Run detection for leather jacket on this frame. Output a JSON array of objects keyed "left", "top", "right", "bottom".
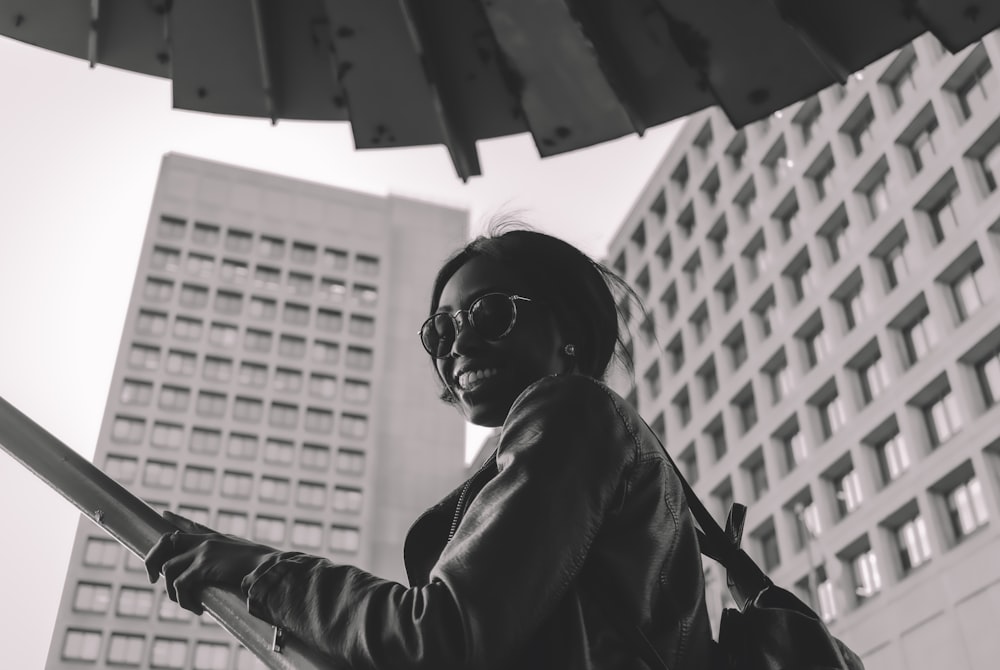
[{"left": 242, "top": 374, "right": 713, "bottom": 669}]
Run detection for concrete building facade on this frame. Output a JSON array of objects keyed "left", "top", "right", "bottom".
[
  {"left": 46, "top": 154, "right": 469, "bottom": 669},
  {"left": 606, "top": 31, "right": 1000, "bottom": 670}
]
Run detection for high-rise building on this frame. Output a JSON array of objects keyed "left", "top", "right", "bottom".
[
  {"left": 46, "top": 153, "right": 469, "bottom": 669},
  {"left": 606, "top": 31, "right": 1000, "bottom": 670}
]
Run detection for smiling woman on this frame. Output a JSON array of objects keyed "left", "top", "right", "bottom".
[{"left": 144, "top": 221, "right": 714, "bottom": 670}]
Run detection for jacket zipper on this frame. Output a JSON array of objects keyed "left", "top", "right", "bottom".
[{"left": 446, "top": 454, "right": 497, "bottom": 543}]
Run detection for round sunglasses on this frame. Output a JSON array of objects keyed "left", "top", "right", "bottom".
[{"left": 419, "top": 293, "right": 533, "bottom": 358}]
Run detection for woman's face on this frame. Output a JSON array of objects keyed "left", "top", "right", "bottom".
[{"left": 433, "top": 256, "right": 570, "bottom": 427}]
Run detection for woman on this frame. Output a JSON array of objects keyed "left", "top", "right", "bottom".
[{"left": 146, "top": 225, "right": 713, "bottom": 669}]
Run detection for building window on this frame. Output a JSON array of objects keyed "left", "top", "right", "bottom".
[
  {"left": 136, "top": 309, "right": 168, "bottom": 336},
  {"left": 698, "top": 359, "right": 719, "bottom": 401},
  {"left": 274, "top": 367, "right": 304, "bottom": 393},
  {"left": 349, "top": 314, "right": 376, "bottom": 338},
  {"left": 927, "top": 184, "right": 961, "bottom": 243},
  {"left": 83, "top": 537, "right": 120, "bottom": 568},
  {"left": 120, "top": 379, "right": 153, "bottom": 406},
  {"left": 780, "top": 427, "right": 808, "bottom": 473},
  {"left": 296, "top": 480, "right": 327, "bottom": 508},
  {"left": 308, "top": 373, "right": 337, "bottom": 400},
  {"left": 839, "top": 282, "right": 867, "bottom": 332},
  {"left": 202, "top": 355, "right": 232, "bottom": 382},
  {"left": 316, "top": 308, "right": 343, "bottom": 333},
  {"left": 323, "top": 247, "right": 349, "bottom": 270},
  {"left": 683, "top": 253, "right": 703, "bottom": 291},
  {"left": 654, "top": 235, "right": 673, "bottom": 269},
  {"left": 900, "top": 306, "right": 937, "bottom": 366},
  {"left": 226, "top": 433, "right": 258, "bottom": 460},
  {"left": 678, "top": 443, "right": 699, "bottom": 484},
  {"left": 832, "top": 468, "right": 864, "bottom": 517},
  {"left": 734, "top": 387, "right": 758, "bottom": 434},
  {"left": 158, "top": 215, "right": 186, "bottom": 239},
  {"left": 734, "top": 179, "right": 758, "bottom": 222},
  {"left": 269, "top": 402, "right": 299, "bottom": 429},
  {"left": 725, "top": 327, "right": 748, "bottom": 370},
  {"left": 292, "top": 521, "right": 323, "bottom": 549},
  {"left": 886, "top": 53, "right": 917, "bottom": 108},
  {"left": 259, "top": 476, "right": 291, "bottom": 504},
  {"left": 157, "top": 384, "right": 190, "bottom": 412},
  {"left": 105, "top": 455, "right": 138, "bottom": 483},
  {"left": 278, "top": 334, "right": 307, "bottom": 359},
  {"left": 330, "top": 525, "right": 361, "bottom": 553},
  {"left": 756, "top": 523, "right": 781, "bottom": 571},
  {"left": 208, "top": 321, "right": 238, "bottom": 349},
  {"left": 195, "top": 390, "right": 226, "bottom": 418},
  {"left": 785, "top": 251, "right": 813, "bottom": 303},
  {"left": 727, "top": 130, "right": 749, "bottom": 168},
  {"left": 340, "top": 413, "right": 369, "bottom": 439},
  {"left": 143, "top": 460, "right": 177, "bottom": 489},
  {"left": 976, "top": 349, "right": 1000, "bottom": 405},
  {"left": 249, "top": 296, "right": 277, "bottom": 321},
  {"left": 216, "top": 510, "right": 248, "bottom": 536},
  {"left": 221, "top": 470, "right": 253, "bottom": 499},
  {"left": 238, "top": 363, "right": 267, "bottom": 389},
  {"left": 320, "top": 277, "right": 347, "bottom": 302},
  {"left": 864, "top": 171, "right": 890, "bottom": 219},
  {"left": 288, "top": 271, "right": 314, "bottom": 296},
  {"left": 903, "top": 113, "right": 939, "bottom": 173},
  {"left": 258, "top": 235, "right": 285, "bottom": 260},
  {"left": 744, "top": 456, "right": 769, "bottom": 501},
  {"left": 352, "top": 283, "right": 379, "bottom": 307},
  {"left": 305, "top": 407, "right": 335, "bottom": 433},
  {"left": 192, "top": 642, "right": 230, "bottom": 670},
  {"left": 743, "top": 235, "right": 768, "bottom": 281},
  {"left": 857, "top": 354, "right": 890, "bottom": 404},
  {"left": 150, "top": 637, "right": 188, "bottom": 669},
  {"left": 331, "top": 485, "right": 363, "bottom": 513},
  {"left": 661, "top": 283, "right": 679, "bottom": 320},
  {"left": 313, "top": 340, "right": 341, "bottom": 366},
  {"left": 111, "top": 415, "right": 145, "bottom": 444},
  {"left": 62, "top": 629, "right": 102, "bottom": 662},
  {"left": 107, "top": 633, "right": 145, "bottom": 666},
  {"left": 164, "top": 349, "right": 196, "bottom": 377},
  {"left": 974, "top": 137, "right": 1000, "bottom": 193},
  {"left": 149, "top": 245, "right": 181, "bottom": 271},
  {"left": 708, "top": 218, "right": 729, "bottom": 258},
  {"left": 243, "top": 328, "right": 272, "bottom": 354},
  {"left": 219, "top": 258, "right": 249, "bottom": 283},
  {"left": 264, "top": 438, "right": 296, "bottom": 466},
  {"left": 73, "top": 581, "right": 112, "bottom": 613},
  {"left": 117, "top": 586, "right": 154, "bottom": 618},
  {"left": 189, "top": 427, "right": 221, "bottom": 455},
  {"left": 144, "top": 277, "right": 174, "bottom": 303},
  {"left": 795, "top": 97, "right": 822, "bottom": 143},
  {"left": 845, "top": 102, "right": 875, "bottom": 155},
  {"left": 690, "top": 303, "right": 711, "bottom": 345},
  {"left": 191, "top": 222, "right": 220, "bottom": 246},
  {"left": 706, "top": 418, "right": 727, "bottom": 461},
  {"left": 754, "top": 296, "right": 777, "bottom": 339},
  {"left": 849, "top": 549, "right": 882, "bottom": 603},
  {"left": 922, "top": 389, "right": 963, "bottom": 447},
  {"left": 302, "top": 443, "right": 331, "bottom": 470},
  {"left": 799, "top": 316, "right": 829, "bottom": 369},
  {"left": 345, "top": 345, "right": 373, "bottom": 370},
  {"left": 955, "top": 56, "right": 995, "bottom": 120},
  {"left": 766, "top": 355, "right": 792, "bottom": 404},
  {"left": 950, "top": 258, "right": 988, "bottom": 321},
  {"left": 336, "top": 447, "right": 366, "bottom": 475},
  {"left": 356, "top": 253, "right": 380, "bottom": 276},
  {"left": 177, "top": 283, "right": 208, "bottom": 309},
  {"left": 631, "top": 220, "right": 647, "bottom": 248},
  {"left": 673, "top": 387, "right": 692, "bottom": 427},
  {"left": 181, "top": 466, "right": 215, "bottom": 494},
  {"left": 822, "top": 214, "right": 850, "bottom": 263},
  {"left": 809, "top": 150, "right": 836, "bottom": 201},
  {"left": 880, "top": 232, "right": 910, "bottom": 290},
  {"left": 893, "top": 512, "right": 932, "bottom": 575},
  {"left": 763, "top": 137, "right": 792, "bottom": 184},
  {"left": 290, "top": 242, "right": 318, "bottom": 265},
  {"left": 944, "top": 475, "right": 989, "bottom": 539},
  {"left": 875, "top": 431, "right": 910, "bottom": 484},
  {"left": 816, "top": 393, "right": 846, "bottom": 440}
]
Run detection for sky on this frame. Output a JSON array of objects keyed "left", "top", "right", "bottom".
[{"left": 0, "top": 36, "right": 683, "bottom": 668}]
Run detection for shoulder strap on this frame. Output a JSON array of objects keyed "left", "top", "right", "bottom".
[{"left": 638, "top": 416, "right": 773, "bottom": 610}]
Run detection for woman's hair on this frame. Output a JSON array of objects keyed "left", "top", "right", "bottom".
[{"left": 428, "top": 217, "right": 646, "bottom": 400}]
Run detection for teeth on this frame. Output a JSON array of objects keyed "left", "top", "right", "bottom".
[{"left": 457, "top": 367, "right": 498, "bottom": 390}]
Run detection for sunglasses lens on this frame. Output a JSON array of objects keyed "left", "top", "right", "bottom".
[
  {"left": 470, "top": 294, "right": 516, "bottom": 340},
  {"left": 421, "top": 313, "right": 456, "bottom": 358}
]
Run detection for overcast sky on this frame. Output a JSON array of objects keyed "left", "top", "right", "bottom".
[{"left": 0, "top": 36, "right": 684, "bottom": 667}]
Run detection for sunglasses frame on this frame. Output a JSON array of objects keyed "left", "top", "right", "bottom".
[{"left": 419, "top": 293, "right": 533, "bottom": 358}]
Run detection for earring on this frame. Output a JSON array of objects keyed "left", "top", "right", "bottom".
[{"left": 563, "top": 344, "right": 576, "bottom": 357}]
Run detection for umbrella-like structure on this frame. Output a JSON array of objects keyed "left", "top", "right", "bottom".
[{"left": 3, "top": 1, "right": 1000, "bottom": 179}]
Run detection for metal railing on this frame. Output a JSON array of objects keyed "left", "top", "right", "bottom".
[{"left": 0, "top": 394, "right": 336, "bottom": 670}]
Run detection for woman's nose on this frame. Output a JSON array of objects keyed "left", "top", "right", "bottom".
[{"left": 449, "top": 312, "right": 484, "bottom": 357}]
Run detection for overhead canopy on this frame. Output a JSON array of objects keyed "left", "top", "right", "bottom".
[{"left": 3, "top": 0, "right": 999, "bottom": 179}]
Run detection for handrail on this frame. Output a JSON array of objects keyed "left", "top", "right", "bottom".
[{"left": 0, "top": 394, "right": 338, "bottom": 670}]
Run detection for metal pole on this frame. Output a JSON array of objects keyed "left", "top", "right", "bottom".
[{"left": 0, "top": 394, "right": 337, "bottom": 670}]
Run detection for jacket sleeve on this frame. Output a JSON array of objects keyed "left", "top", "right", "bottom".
[{"left": 241, "top": 374, "right": 638, "bottom": 670}]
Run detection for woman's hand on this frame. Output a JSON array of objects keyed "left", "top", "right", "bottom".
[{"left": 145, "top": 510, "right": 278, "bottom": 615}]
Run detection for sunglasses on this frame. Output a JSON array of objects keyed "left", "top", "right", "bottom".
[{"left": 419, "top": 293, "right": 533, "bottom": 358}]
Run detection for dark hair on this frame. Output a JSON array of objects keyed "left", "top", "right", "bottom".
[{"left": 428, "top": 218, "right": 645, "bottom": 400}]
